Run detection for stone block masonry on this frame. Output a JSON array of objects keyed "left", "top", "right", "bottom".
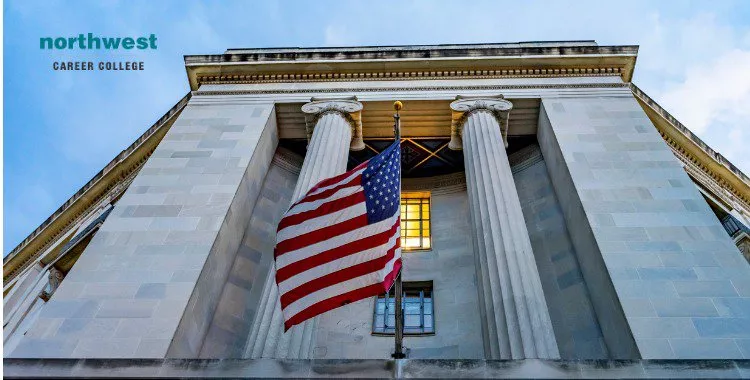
[
  {"left": 198, "top": 154, "right": 300, "bottom": 358},
  {"left": 9, "top": 97, "right": 278, "bottom": 359},
  {"left": 538, "top": 95, "right": 750, "bottom": 359},
  {"left": 512, "top": 145, "right": 608, "bottom": 359}
]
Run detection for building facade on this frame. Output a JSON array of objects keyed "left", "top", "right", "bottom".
[{"left": 4, "top": 42, "right": 750, "bottom": 377}]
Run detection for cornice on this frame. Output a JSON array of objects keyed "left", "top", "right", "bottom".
[
  {"left": 3, "top": 93, "right": 192, "bottom": 284},
  {"left": 185, "top": 43, "right": 638, "bottom": 90},
  {"left": 631, "top": 84, "right": 750, "bottom": 216}
]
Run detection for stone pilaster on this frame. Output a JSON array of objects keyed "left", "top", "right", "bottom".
[
  {"left": 248, "top": 98, "right": 360, "bottom": 359},
  {"left": 451, "top": 96, "right": 559, "bottom": 359}
]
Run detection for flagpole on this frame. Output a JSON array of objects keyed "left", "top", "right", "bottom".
[{"left": 392, "top": 101, "right": 406, "bottom": 359}]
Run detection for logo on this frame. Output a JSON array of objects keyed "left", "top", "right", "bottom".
[
  {"left": 40, "top": 33, "right": 157, "bottom": 50},
  {"left": 41, "top": 33, "right": 157, "bottom": 71}
]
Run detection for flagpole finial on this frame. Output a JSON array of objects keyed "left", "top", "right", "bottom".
[{"left": 393, "top": 101, "right": 403, "bottom": 112}]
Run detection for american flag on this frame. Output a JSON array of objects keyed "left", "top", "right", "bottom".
[{"left": 274, "top": 141, "right": 402, "bottom": 331}]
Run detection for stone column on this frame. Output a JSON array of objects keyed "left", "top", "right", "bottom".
[
  {"left": 249, "top": 98, "right": 361, "bottom": 359},
  {"left": 450, "top": 96, "right": 559, "bottom": 359}
]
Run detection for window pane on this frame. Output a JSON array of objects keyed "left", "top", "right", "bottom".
[
  {"left": 424, "top": 315, "right": 433, "bottom": 329},
  {"left": 422, "top": 239, "right": 431, "bottom": 249},
  {"left": 386, "top": 315, "right": 395, "bottom": 327},
  {"left": 375, "top": 300, "right": 385, "bottom": 314},
  {"left": 404, "top": 315, "right": 421, "bottom": 328},
  {"left": 406, "top": 221, "right": 421, "bottom": 230},
  {"left": 404, "top": 238, "right": 421, "bottom": 248},
  {"left": 404, "top": 302, "right": 420, "bottom": 314},
  {"left": 374, "top": 315, "right": 385, "bottom": 329}
]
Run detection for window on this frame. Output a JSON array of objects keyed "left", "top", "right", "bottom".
[
  {"left": 372, "top": 282, "right": 434, "bottom": 335},
  {"left": 400, "top": 193, "right": 431, "bottom": 250}
]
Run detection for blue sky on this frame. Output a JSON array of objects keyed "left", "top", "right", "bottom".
[{"left": 4, "top": 0, "right": 750, "bottom": 254}]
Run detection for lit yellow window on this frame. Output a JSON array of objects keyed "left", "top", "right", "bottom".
[{"left": 400, "top": 193, "right": 431, "bottom": 250}]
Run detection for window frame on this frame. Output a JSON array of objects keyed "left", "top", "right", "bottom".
[
  {"left": 371, "top": 281, "right": 435, "bottom": 336},
  {"left": 400, "top": 192, "right": 432, "bottom": 251}
]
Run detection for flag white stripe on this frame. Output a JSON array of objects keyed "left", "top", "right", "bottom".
[
  {"left": 381, "top": 247, "right": 401, "bottom": 282},
  {"left": 282, "top": 270, "right": 385, "bottom": 321},
  {"left": 304, "top": 168, "right": 364, "bottom": 198},
  {"left": 284, "top": 185, "right": 364, "bottom": 219},
  {"left": 276, "top": 214, "right": 397, "bottom": 270},
  {"left": 278, "top": 230, "right": 400, "bottom": 295},
  {"left": 276, "top": 203, "right": 367, "bottom": 244}
]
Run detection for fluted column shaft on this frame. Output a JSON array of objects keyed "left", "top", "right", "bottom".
[
  {"left": 246, "top": 107, "right": 353, "bottom": 359},
  {"left": 461, "top": 108, "right": 559, "bottom": 359}
]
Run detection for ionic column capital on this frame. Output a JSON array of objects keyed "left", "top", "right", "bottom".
[
  {"left": 302, "top": 97, "right": 365, "bottom": 151},
  {"left": 448, "top": 95, "right": 513, "bottom": 150}
]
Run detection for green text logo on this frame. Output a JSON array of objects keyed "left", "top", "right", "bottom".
[{"left": 40, "top": 33, "right": 157, "bottom": 50}]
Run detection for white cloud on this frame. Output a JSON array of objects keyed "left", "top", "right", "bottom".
[
  {"left": 660, "top": 49, "right": 750, "bottom": 134},
  {"left": 630, "top": 10, "right": 750, "bottom": 174}
]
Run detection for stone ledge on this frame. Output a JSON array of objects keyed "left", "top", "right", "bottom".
[{"left": 4, "top": 358, "right": 749, "bottom": 378}]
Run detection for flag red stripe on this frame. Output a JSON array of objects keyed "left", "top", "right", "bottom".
[
  {"left": 279, "top": 242, "right": 398, "bottom": 308},
  {"left": 277, "top": 191, "right": 365, "bottom": 232},
  {"left": 283, "top": 282, "right": 385, "bottom": 331},
  {"left": 275, "top": 213, "right": 369, "bottom": 259},
  {"left": 294, "top": 174, "right": 361, "bottom": 206},
  {"left": 302, "top": 165, "right": 365, "bottom": 197},
  {"left": 383, "top": 258, "right": 402, "bottom": 292},
  {"left": 276, "top": 219, "right": 399, "bottom": 282}
]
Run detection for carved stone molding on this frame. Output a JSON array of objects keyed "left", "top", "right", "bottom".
[
  {"left": 39, "top": 267, "right": 64, "bottom": 302},
  {"left": 631, "top": 83, "right": 750, "bottom": 219},
  {"left": 272, "top": 147, "right": 304, "bottom": 175},
  {"left": 509, "top": 144, "right": 544, "bottom": 174},
  {"left": 402, "top": 172, "right": 467, "bottom": 195},
  {"left": 736, "top": 233, "right": 750, "bottom": 263},
  {"left": 194, "top": 82, "right": 631, "bottom": 96},
  {"left": 196, "top": 67, "right": 624, "bottom": 86},
  {"left": 667, "top": 139, "right": 750, "bottom": 216},
  {"left": 301, "top": 97, "right": 365, "bottom": 151},
  {"left": 448, "top": 95, "right": 513, "bottom": 150}
]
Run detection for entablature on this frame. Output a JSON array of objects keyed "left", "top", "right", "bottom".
[{"left": 185, "top": 43, "right": 638, "bottom": 90}]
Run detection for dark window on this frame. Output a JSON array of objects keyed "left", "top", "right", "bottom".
[{"left": 372, "top": 281, "right": 434, "bottom": 335}]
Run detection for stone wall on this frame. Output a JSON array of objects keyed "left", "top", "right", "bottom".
[
  {"left": 9, "top": 98, "right": 278, "bottom": 359},
  {"left": 511, "top": 145, "right": 608, "bottom": 359},
  {"left": 6, "top": 358, "right": 750, "bottom": 379},
  {"left": 538, "top": 96, "right": 750, "bottom": 359},
  {"left": 199, "top": 153, "right": 300, "bottom": 358},
  {"left": 311, "top": 185, "right": 485, "bottom": 359}
]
